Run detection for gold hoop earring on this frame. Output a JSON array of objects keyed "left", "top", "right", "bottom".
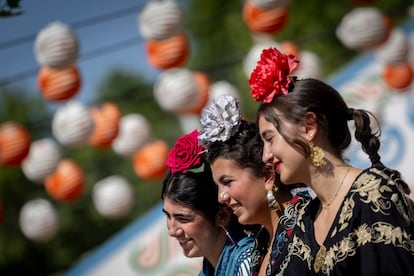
[{"left": 310, "top": 142, "right": 325, "bottom": 167}]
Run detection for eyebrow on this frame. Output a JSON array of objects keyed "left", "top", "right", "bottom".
[
  {"left": 162, "top": 208, "right": 194, "bottom": 219},
  {"left": 260, "top": 129, "right": 273, "bottom": 138}
]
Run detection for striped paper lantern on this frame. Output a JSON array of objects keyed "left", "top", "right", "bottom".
[
  {"left": 45, "top": 159, "right": 85, "bottom": 202},
  {"left": 112, "top": 113, "right": 151, "bottom": 157},
  {"left": 22, "top": 138, "right": 61, "bottom": 183},
  {"left": 133, "top": 139, "right": 169, "bottom": 181},
  {"left": 0, "top": 122, "right": 31, "bottom": 167},
  {"left": 88, "top": 102, "right": 121, "bottom": 148},
  {"left": 34, "top": 21, "right": 79, "bottom": 69},
  {"left": 93, "top": 175, "right": 134, "bottom": 219},
  {"left": 52, "top": 101, "right": 94, "bottom": 146},
  {"left": 37, "top": 65, "right": 81, "bottom": 102},
  {"left": 19, "top": 198, "right": 58, "bottom": 242}
]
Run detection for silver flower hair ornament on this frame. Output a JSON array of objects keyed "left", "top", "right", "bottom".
[{"left": 198, "top": 95, "right": 242, "bottom": 147}]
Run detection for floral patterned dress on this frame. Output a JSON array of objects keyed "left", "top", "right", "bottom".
[
  {"left": 250, "top": 192, "right": 310, "bottom": 275},
  {"left": 273, "top": 166, "right": 414, "bottom": 275}
]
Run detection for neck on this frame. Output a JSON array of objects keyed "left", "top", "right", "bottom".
[{"left": 205, "top": 230, "right": 228, "bottom": 268}]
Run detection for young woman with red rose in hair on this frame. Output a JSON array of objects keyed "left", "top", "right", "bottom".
[
  {"left": 198, "top": 95, "right": 310, "bottom": 276},
  {"left": 249, "top": 47, "right": 414, "bottom": 275},
  {"left": 162, "top": 129, "right": 257, "bottom": 276}
]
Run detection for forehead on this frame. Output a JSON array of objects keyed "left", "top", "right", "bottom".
[{"left": 163, "top": 197, "right": 194, "bottom": 214}]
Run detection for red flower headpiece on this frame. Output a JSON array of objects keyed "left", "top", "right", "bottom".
[
  {"left": 248, "top": 47, "right": 299, "bottom": 103},
  {"left": 166, "top": 129, "right": 206, "bottom": 174}
]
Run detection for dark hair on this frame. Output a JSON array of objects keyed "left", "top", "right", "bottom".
[
  {"left": 161, "top": 162, "right": 219, "bottom": 221},
  {"left": 257, "top": 77, "right": 410, "bottom": 193},
  {"left": 206, "top": 120, "right": 271, "bottom": 180}
]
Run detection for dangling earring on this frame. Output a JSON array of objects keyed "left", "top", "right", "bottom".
[
  {"left": 221, "top": 226, "right": 235, "bottom": 244},
  {"left": 310, "top": 142, "right": 325, "bottom": 167},
  {"left": 267, "top": 186, "right": 281, "bottom": 211}
]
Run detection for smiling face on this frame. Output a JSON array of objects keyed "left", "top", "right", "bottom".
[
  {"left": 162, "top": 197, "right": 223, "bottom": 261},
  {"left": 258, "top": 115, "right": 308, "bottom": 185},
  {"left": 210, "top": 158, "right": 269, "bottom": 226}
]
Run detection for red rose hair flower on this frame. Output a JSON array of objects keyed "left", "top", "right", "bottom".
[
  {"left": 248, "top": 47, "right": 299, "bottom": 103},
  {"left": 166, "top": 129, "right": 206, "bottom": 174}
]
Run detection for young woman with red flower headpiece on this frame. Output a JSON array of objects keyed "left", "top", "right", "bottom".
[
  {"left": 198, "top": 95, "right": 310, "bottom": 276},
  {"left": 162, "top": 129, "right": 257, "bottom": 276},
  {"left": 250, "top": 47, "right": 414, "bottom": 275}
]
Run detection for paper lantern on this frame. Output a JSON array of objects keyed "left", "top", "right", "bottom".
[
  {"left": 243, "top": 41, "right": 281, "bottom": 77},
  {"left": 93, "top": 175, "right": 134, "bottom": 219},
  {"left": 19, "top": 198, "right": 58, "bottom": 242},
  {"left": 133, "top": 139, "right": 169, "bottom": 181},
  {"left": 183, "top": 71, "right": 210, "bottom": 115},
  {"left": 45, "top": 159, "right": 85, "bottom": 202},
  {"left": 154, "top": 68, "right": 207, "bottom": 114},
  {"left": 375, "top": 29, "right": 409, "bottom": 65},
  {"left": 292, "top": 50, "right": 322, "bottom": 80},
  {"left": 34, "top": 21, "right": 79, "bottom": 69},
  {"left": 208, "top": 80, "right": 240, "bottom": 106},
  {"left": 138, "top": 0, "right": 184, "bottom": 40},
  {"left": 0, "top": 122, "right": 31, "bottom": 166},
  {"left": 89, "top": 102, "right": 121, "bottom": 148},
  {"left": 383, "top": 63, "right": 413, "bottom": 90},
  {"left": 37, "top": 65, "right": 81, "bottom": 102},
  {"left": 52, "top": 101, "right": 94, "bottom": 146},
  {"left": 336, "top": 7, "right": 391, "bottom": 50},
  {"left": 112, "top": 113, "right": 151, "bottom": 157},
  {"left": 22, "top": 138, "right": 61, "bottom": 183},
  {"left": 146, "top": 33, "right": 190, "bottom": 70},
  {"left": 243, "top": 1, "right": 289, "bottom": 34}
]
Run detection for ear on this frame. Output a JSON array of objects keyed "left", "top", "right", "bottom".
[
  {"left": 302, "top": 111, "right": 318, "bottom": 141},
  {"left": 216, "top": 206, "right": 232, "bottom": 228}
]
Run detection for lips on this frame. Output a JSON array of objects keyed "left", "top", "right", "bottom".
[
  {"left": 230, "top": 203, "right": 241, "bottom": 215},
  {"left": 274, "top": 162, "right": 281, "bottom": 173}
]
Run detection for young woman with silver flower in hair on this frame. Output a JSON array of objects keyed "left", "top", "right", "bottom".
[
  {"left": 198, "top": 95, "right": 310, "bottom": 275},
  {"left": 162, "top": 129, "right": 257, "bottom": 276},
  {"left": 249, "top": 47, "right": 414, "bottom": 275}
]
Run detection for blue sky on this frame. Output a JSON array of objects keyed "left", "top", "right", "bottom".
[{"left": 0, "top": 0, "right": 163, "bottom": 105}]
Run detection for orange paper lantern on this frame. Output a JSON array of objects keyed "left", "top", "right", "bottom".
[
  {"left": 243, "top": 2, "right": 289, "bottom": 34},
  {"left": 45, "top": 159, "right": 85, "bottom": 202},
  {"left": 133, "top": 139, "right": 169, "bottom": 181},
  {"left": 0, "top": 122, "right": 31, "bottom": 166},
  {"left": 89, "top": 102, "right": 121, "bottom": 148},
  {"left": 37, "top": 65, "right": 81, "bottom": 102},
  {"left": 146, "top": 33, "right": 190, "bottom": 70},
  {"left": 184, "top": 71, "right": 210, "bottom": 115},
  {"left": 383, "top": 63, "right": 413, "bottom": 90}
]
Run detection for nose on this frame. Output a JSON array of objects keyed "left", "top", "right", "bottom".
[
  {"left": 262, "top": 149, "right": 274, "bottom": 164},
  {"left": 218, "top": 187, "right": 230, "bottom": 204},
  {"left": 167, "top": 219, "right": 183, "bottom": 237}
]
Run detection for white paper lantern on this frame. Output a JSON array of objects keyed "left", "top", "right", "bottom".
[
  {"left": 52, "top": 101, "right": 94, "bottom": 146},
  {"left": 243, "top": 41, "right": 281, "bottom": 78},
  {"left": 34, "top": 21, "right": 79, "bottom": 69},
  {"left": 375, "top": 28, "right": 409, "bottom": 65},
  {"left": 208, "top": 81, "right": 240, "bottom": 106},
  {"left": 293, "top": 51, "right": 323, "bottom": 80},
  {"left": 19, "top": 198, "right": 58, "bottom": 242},
  {"left": 93, "top": 175, "right": 134, "bottom": 219},
  {"left": 138, "top": 0, "right": 184, "bottom": 40},
  {"left": 22, "top": 138, "right": 61, "bottom": 183},
  {"left": 112, "top": 114, "right": 151, "bottom": 157},
  {"left": 336, "top": 7, "right": 389, "bottom": 50},
  {"left": 153, "top": 68, "right": 201, "bottom": 113}
]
